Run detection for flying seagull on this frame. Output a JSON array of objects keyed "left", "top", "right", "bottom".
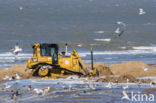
[
  {"left": 113, "top": 21, "right": 126, "bottom": 37},
  {"left": 139, "top": 8, "right": 146, "bottom": 15},
  {"left": 12, "top": 43, "right": 22, "bottom": 55}
]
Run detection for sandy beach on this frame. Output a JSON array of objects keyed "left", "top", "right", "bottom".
[{"left": 0, "top": 61, "right": 156, "bottom": 83}]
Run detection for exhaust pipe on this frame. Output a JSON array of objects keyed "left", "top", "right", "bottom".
[
  {"left": 91, "top": 48, "right": 94, "bottom": 70},
  {"left": 65, "top": 43, "right": 68, "bottom": 55}
]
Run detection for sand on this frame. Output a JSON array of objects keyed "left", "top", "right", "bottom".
[
  {"left": 87, "top": 61, "right": 156, "bottom": 78},
  {"left": 0, "top": 64, "right": 32, "bottom": 82},
  {"left": 87, "top": 61, "right": 156, "bottom": 83},
  {"left": 109, "top": 61, "right": 156, "bottom": 77},
  {"left": 0, "top": 61, "right": 156, "bottom": 83}
]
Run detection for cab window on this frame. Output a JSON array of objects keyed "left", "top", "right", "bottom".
[{"left": 41, "top": 47, "right": 47, "bottom": 56}]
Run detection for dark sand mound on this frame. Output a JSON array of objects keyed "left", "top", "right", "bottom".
[
  {"left": 86, "top": 63, "right": 113, "bottom": 76},
  {"left": 96, "top": 74, "right": 151, "bottom": 83},
  {"left": 118, "top": 74, "right": 138, "bottom": 83},
  {"left": 96, "top": 74, "right": 138, "bottom": 83},
  {"left": 0, "top": 64, "right": 32, "bottom": 82},
  {"left": 109, "top": 61, "right": 156, "bottom": 77}
]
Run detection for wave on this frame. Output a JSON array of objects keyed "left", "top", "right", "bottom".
[
  {"left": 79, "top": 49, "right": 156, "bottom": 57},
  {"left": 132, "top": 46, "right": 156, "bottom": 51},
  {"left": 94, "top": 38, "right": 111, "bottom": 42},
  {"left": 94, "top": 30, "right": 104, "bottom": 34},
  {"left": 0, "top": 52, "right": 32, "bottom": 69}
]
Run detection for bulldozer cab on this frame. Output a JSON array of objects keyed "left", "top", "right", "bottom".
[
  {"left": 40, "top": 44, "right": 58, "bottom": 64},
  {"left": 33, "top": 43, "right": 58, "bottom": 64}
]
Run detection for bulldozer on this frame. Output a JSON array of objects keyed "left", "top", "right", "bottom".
[{"left": 26, "top": 43, "right": 97, "bottom": 78}]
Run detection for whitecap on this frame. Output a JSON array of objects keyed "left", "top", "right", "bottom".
[
  {"left": 94, "top": 38, "right": 111, "bottom": 42},
  {"left": 132, "top": 46, "right": 156, "bottom": 51},
  {"left": 94, "top": 31, "right": 104, "bottom": 34}
]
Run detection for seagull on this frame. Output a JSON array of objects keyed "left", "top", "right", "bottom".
[
  {"left": 5, "top": 83, "right": 12, "bottom": 89},
  {"left": 89, "top": 84, "right": 96, "bottom": 90},
  {"left": 114, "top": 27, "right": 124, "bottom": 37},
  {"left": 33, "top": 88, "right": 44, "bottom": 95},
  {"left": 26, "top": 85, "right": 32, "bottom": 90},
  {"left": 34, "top": 87, "right": 53, "bottom": 95},
  {"left": 142, "top": 66, "right": 149, "bottom": 71},
  {"left": 113, "top": 21, "right": 126, "bottom": 37},
  {"left": 122, "top": 85, "right": 129, "bottom": 90},
  {"left": 42, "top": 87, "right": 50, "bottom": 95},
  {"left": 62, "top": 84, "right": 66, "bottom": 89},
  {"left": 121, "top": 91, "right": 130, "bottom": 101},
  {"left": 15, "top": 74, "right": 21, "bottom": 80},
  {"left": 3, "top": 75, "right": 13, "bottom": 81},
  {"left": 115, "top": 21, "right": 126, "bottom": 27},
  {"left": 11, "top": 89, "right": 20, "bottom": 99},
  {"left": 3, "top": 75, "right": 10, "bottom": 80},
  {"left": 150, "top": 81, "right": 155, "bottom": 87},
  {"left": 18, "top": 6, "right": 23, "bottom": 11},
  {"left": 122, "top": 79, "right": 129, "bottom": 90},
  {"left": 126, "top": 79, "right": 129, "bottom": 85},
  {"left": 105, "top": 82, "right": 112, "bottom": 88},
  {"left": 139, "top": 8, "right": 146, "bottom": 15},
  {"left": 12, "top": 43, "right": 22, "bottom": 55},
  {"left": 69, "top": 84, "right": 72, "bottom": 90}
]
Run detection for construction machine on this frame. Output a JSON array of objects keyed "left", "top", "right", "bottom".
[{"left": 26, "top": 43, "right": 96, "bottom": 78}]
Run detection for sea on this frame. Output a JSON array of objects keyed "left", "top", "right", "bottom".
[{"left": 0, "top": 0, "right": 156, "bottom": 69}]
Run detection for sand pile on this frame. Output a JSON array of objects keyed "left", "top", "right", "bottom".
[
  {"left": 0, "top": 64, "right": 32, "bottom": 82},
  {"left": 109, "top": 61, "right": 156, "bottom": 77},
  {"left": 86, "top": 63, "right": 113, "bottom": 76}
]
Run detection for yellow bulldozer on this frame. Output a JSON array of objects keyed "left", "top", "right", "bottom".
[{"left": 26, "top": 43, "right": 97, "bottom": 78}]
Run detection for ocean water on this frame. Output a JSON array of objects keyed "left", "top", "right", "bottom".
[
  {"left": 0, "top": 77, "right": 156, "bottom": 103},
  {"left": 0, "top": 0, "right": 156, "bottom": 68}
]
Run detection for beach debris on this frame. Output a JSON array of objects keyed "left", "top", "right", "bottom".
[
  {"left": 139, "top": 8, "right": 146, "bottom": 15},
  {"left": 113, "top": 21, "right": 126, "bottom": 37}
]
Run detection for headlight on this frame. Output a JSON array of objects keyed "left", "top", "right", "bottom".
[
  {"left": 65, "top": 60, "right": 69, "bottom": 65},
  {"left": 32, "top": 58, "right": 38, "bottom": 62}
]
